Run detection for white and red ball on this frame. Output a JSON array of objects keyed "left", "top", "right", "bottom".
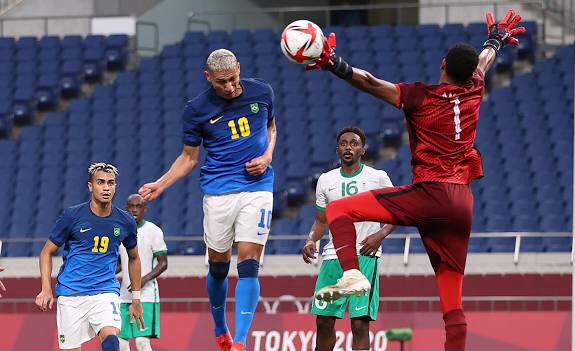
[{"left": 280, "top": 20, "right": 325, "bottom": 64}]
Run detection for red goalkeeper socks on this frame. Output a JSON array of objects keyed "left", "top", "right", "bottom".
[{"left": 443, "top": 308, "right": 467, "bottom": 351}]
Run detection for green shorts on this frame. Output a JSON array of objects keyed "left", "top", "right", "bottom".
[
  {"left": 311, "top": 256, "right": 379, "bottom": 321},
  {"left": 119, "top": 302, "right": 160, "bottom": 339}
]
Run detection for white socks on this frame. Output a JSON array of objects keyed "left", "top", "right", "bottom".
[
  {"left": 119, "top": 337, "right": 130, "bottom": 351},
  {"left": 135, "top": 337, "right": 153, "bottom": 351},
  {"left": 118, "top": 337, "right": 152, "bottom": 351}
]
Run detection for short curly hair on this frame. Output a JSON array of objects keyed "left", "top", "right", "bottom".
[
  {"left": 445, "top": 43, "right": 479, "bottom": 84},
  {"left": 336, "top": 127, "right": 366, "bottom": 146}
]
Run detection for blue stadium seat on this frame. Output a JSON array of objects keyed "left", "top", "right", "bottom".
[
  {"left": 442, "top": 23, "right": 466, "bottom": 35},
  {"left": 520, "top": 237, "right": 544, "bottom": 252},
  {"left": 230, "top": 29, "right": 252, "bottom": 43},
  {"left": 409, "top": 237, "right": 427, "bottom": 253},
  {"left": 468, "top": 238, "right": 488, "bottom": 253},
  {"left": 466, "top": 22, "right": 485, "bottom": 37},
  {"left": 62, "top": 35, "right": 82, "bottom": 49},
  {"left": 0, "top": 37, "right": 15, "bottom": 51},
  {"left": 418, "top": 23, "right": 441, "bottom": 37},
  {"left": 12, "top": 88, "right": 35, "bottom": 125},
  {"left": 543, "top": 237, "right": 571, "bottom": 252},
  {"left": 182, "top": 31, "right": 205, "bottom": 46},
  {"left": 286, "top": 180, "right": 307, "bottom": 206},
  {"left": 539, "top": 214, "right": 568, "bottom": 232},
  {"left": 443, "top": 33, "right": 468, "bottom": 49},
  {"left": 105, "top": 46, "right": 127, "bottom": 71},
  {"left": 0, "top": 112, "right": 13, "bottom": 137},
  {"left": 39, "top": 35, "right": 60, "bottom": 50},
  {"left": 382, "top": 238, "right": 405, "bottom": 254},
  {"left": 369, "top": 24, "right": 391, "bottom": 38},
  {"left": 35, "top": 76, "right": 58, "bottom": 111},
  {"left": 253, "top": 28, "right": 276, "bottom": 43},
  {"left": 271, "top": 218, "right": 298, "bottom": 235},
  {"left": 84, "top": 34, "right": 105, "bottom": 48},
  {"left": 106, "top": 34, "right": 129, "bottom": 49},
  {"left": 484, "top": 216, "right": 511, "bottom": 232},
  {"left": 487, "top": 237, "right": 516, "bottom": 252}
]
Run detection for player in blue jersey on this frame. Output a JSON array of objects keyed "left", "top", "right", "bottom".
[
  {"left": 139, "top": 49, "right": 276, "bottom": 351},
  {"left": 36, "top": 163, "right": 145, "bottom": 351}
]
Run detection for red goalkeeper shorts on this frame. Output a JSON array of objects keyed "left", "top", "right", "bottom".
[{"left": 335, "top": 182, "right": 473, "bottom": 274}]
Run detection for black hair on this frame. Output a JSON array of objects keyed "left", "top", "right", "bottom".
[
  {"left": 336, "top": 127, "right": 366, "bottom": 146},
  {"left": 445, "top": 43, "right": 479, "bottom": 84}
]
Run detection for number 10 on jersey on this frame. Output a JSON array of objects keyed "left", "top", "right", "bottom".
[{"left": 228, "top": 117, "right": 251, "bottom": 140}]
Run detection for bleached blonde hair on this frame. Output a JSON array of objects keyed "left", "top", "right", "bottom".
[
  {"left": 206, "top": 49, "right": 238, "bottom": 71},
  {"left": 88, "top": 162, "right": 118, "bottom": 180}
]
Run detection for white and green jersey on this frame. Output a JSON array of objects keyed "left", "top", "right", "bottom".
[
  {"left": 316, "top": 164, "right": 393, "bottom": 260},
  {"left": 119, "top": 220, "right": 168, "bottom": 303}
]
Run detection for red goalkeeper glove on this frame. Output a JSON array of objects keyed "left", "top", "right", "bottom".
[
  {"left": 483, "top": 9, "right": 526, "bottom": 52},
  {"left": 305, "top": 33, "right": 353, "bottom": 80}
]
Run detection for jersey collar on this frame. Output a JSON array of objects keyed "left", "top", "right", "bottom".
[
  {"left": 340, "top": 163, "right": 364, "bottom": 178},
  {"left": 137, "top": 220, "right": 146, "bottom": 229}
]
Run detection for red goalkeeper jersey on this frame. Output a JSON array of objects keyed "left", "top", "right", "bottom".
[{"left": 395, "top": 68, "right": 485, "bottom": 185}]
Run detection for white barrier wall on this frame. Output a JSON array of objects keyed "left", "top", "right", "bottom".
[{"left": 418, "top": 0, "right": 540, "bottom": 25}]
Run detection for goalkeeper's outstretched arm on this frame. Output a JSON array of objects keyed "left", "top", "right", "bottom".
[
  {"left": 477, "top": 47, "right": 497, "bottom": 75},
  {"left": 346, "top": 67, "right": 399, "bottom": 107},
  {"left": 305, "top": 33, "right": 399, "bottom": 107}
]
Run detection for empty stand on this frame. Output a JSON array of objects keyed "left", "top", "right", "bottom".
[{"left": 0, "top": 22, "right": 571, "bottom": 256}]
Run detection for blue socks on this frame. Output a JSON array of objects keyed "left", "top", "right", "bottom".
[
  {"left": 207, "top": 260, "right": 231, "bottom": 337},
  {"left": 234, "top": 259, "right": 260, "bottom": 345},
  {"left": 101, "top": 335, "right": 119, "bottom": 351}
]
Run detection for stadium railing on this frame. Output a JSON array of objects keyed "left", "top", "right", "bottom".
[{"left": 1, "top": 232, "right": 572, "bottom": 261}]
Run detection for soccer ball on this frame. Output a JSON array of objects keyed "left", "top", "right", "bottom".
[{"left": 280, "top": 20, "right": 325, "bottom": 64}]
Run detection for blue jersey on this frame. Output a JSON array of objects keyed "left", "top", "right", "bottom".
[
  {"left": 182, "top": 78, "right": 275, "bottom": 195},
  {"left": 49, "top": 202, "right": 138, "bottom": 297}
]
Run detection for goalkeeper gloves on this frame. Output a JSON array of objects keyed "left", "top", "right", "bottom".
[
  {"left": 483, "top": 9, "right": 526, "bottom": 52},
  {"left": 305, "top": 33, "right": 353, "bottom": 80}
]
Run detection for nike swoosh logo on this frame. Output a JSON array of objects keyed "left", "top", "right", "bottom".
[
  {"left": 328, "top": 187, "right": 337, "bottom": 191},
  {"left": 80, "top": 228, "right": 92, "bottom": 233},
  {"left": 355, "top": 306, "right": 367, "bottom": 311},
  {"left": 210, "top": 116, "right": 223, "bottom": 124},
  {"left": 257, "top": 232, "right": 267, "bottom": 236},
  {"left": 212, "top": 305, "right": 224, "bottom": 310},
  {"left": 240, "top": 311, "right": 253, "bottom": 315},
  {"left": 334, "top": 244, "right": 352, "bottom": 253}
]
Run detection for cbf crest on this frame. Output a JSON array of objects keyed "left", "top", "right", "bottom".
[
  {"left": 113, "top": 227, "right": 121, "bottom": 236},
  {"left": 250, "top": 103, "right": 259, "bottom": 113}
]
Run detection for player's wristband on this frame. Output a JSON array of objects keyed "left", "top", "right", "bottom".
[
  {"left": 328, "top": 56, "right": 353, "bottom": 80},
  {"left": 483, "top": 38, "right": 502, "bottom": 53},
  {"left": 132, "top": 291, "right": 141, "bottom": 300}
]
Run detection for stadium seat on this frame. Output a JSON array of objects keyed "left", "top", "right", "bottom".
[
  {"left": 487, "top": 237, "right": 516, "bottom": 252},
  {"left": 382, "top": 238, "right": 405, "bottom": 254},
  {"left": 271, "top": 218, "right": 298, "bottom": 235},
  {"left": 542, "top": 237, "right": 572, "bottom": 252},
  {"left": 520, "top": 237, "right": 544, "bottom": 252},
  {"left": 467, "top": 238, "right": 488, "bottom": 253},
  {"left": 409, "top": 238, "right": 427, "bottom": 254}
]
